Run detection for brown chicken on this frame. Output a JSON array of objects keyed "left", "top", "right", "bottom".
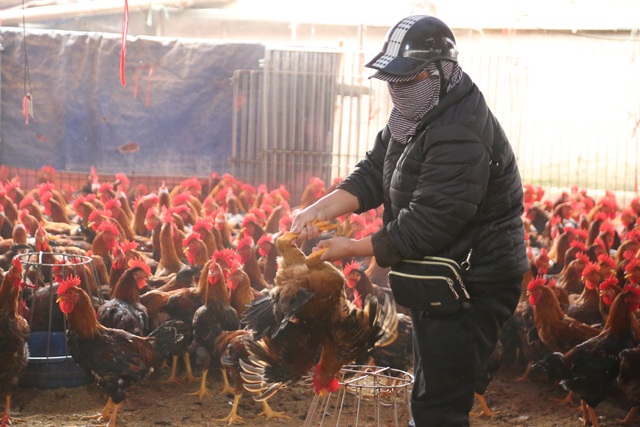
[
  {"left": 189, "top": 260, "right": 240, "bottom": 399},
  {"left": 153, "top": 209, "right": 186, "bottom": 278},
  {"left": 256, "top": 233, "right": 278, "bottom": 286},
  {"left": 97, "top": 258, "right": 151, "bottom": 336},
  {"left": 236, "top": 235, "right": 269, "bottom": 292},
  {"left": 140, "top": 252, "right": 215, "bottom": 383},
  {"left": 182, "top": 231, "right": 209, "bottom": 268},
  {"left": 564, "top": 262, "right": 606, "bottom": 326},
  {"left": 534, "top": 284, "right": 640, "bottom": 427},
  {"left": 526, "top": 276, "right": 600, "bottom": 353},
  {"left": 213, "top": 329, "right": 289, "bottom": 424},
  {"left": 0, "top": 258, "right": 31, "bottom": 427},
  {"left": 298, "top": 177, "right": 326, "bottom": 209},
  {"left": 132, "top": 192, "right": 159, "bottom": 237},
  {"left": 56, "top": 274, "right": 184, "bottom": 427},
  {"left": 240, "top": 223, "right": 398, "bottom": 399}
]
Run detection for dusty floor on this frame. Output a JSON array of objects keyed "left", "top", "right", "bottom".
[{"left": 8, "top": 361, "right": 638, "bottom": 427}]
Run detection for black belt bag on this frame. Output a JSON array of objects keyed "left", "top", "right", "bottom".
[{"left": 388, "top": 256, "right": 471, "bottom": 314}]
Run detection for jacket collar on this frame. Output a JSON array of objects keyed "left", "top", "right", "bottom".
[{"left": 415, "top": 72, "right": 473, "bottom": 133}]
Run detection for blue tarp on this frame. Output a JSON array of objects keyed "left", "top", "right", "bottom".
[{"left": 0, "top": 28, "right": 265, "bottom": 177}]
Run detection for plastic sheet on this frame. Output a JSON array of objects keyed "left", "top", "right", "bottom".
[{"left": 0, "top": 27, "right": 265, "bottom": 177}]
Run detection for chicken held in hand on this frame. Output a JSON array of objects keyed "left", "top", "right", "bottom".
[
  {"left": 57, "top": 275, "right": 184, "bottom": 427},
  {"left": 240, "top": 223, "right": 398, "bottom": 399}
]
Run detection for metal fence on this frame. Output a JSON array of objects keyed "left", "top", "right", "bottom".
[{"left": 231, "top": 40, "right": 640, "bottom": 205}]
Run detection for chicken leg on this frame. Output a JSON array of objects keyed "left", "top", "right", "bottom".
[
  {"left": 474, "top": 393, "right": 500, "bottom": 417},
  {"left": 1, "top": 394, "right": 24, "bottom": 427},
  {"left": 188, "top": 368, "right": 213, "bottom": 399}
]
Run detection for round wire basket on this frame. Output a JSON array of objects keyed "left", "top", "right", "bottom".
[
  {"left": 304, "top": 364, "right": 414, "bottom": 427},
  {"left": 16, "top": 252, "right": 104, "bottom": 388}
]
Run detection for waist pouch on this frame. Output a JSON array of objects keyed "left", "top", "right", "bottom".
[{"left": 388, "top": 256, "right": 471, "bottom": 315}]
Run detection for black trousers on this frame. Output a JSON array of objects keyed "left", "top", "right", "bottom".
[{"left": 409, "top": 276, "right": 521, "bottom": 427}]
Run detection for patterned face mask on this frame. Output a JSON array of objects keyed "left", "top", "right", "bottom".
[{"left": 386, "top": 61, "right": 462, "bottom": 144}]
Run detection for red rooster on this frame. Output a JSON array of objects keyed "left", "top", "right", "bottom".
[
  {"left": 57, "top": 275, "right": 184, "bottom": 427},
  {"left": 0, "top": 258, "right": 31, "bottom": 427}
]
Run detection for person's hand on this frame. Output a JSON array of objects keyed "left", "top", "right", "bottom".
[
  {"left": 315, "top": 237, "right": 356, "bottom": 262},
  {"left": 290, "top": 206, "right": 327, "bottom": 245}
]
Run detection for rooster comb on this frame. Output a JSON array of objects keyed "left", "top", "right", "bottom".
[
  {"left": 172, "top": 192, "right": 192, "bottom": 207},
  {"left": 624, "top": 283, "right": 640, "bottom": 300},
  {"left": 575, "top": 252, "right": 590, "bottom": 264},
  {"left": 104, "top": 198, "right": 121, "bottom": 210},
  {"left": 38, "top": 182, "right": 55, "bottom": 194},
  {"left": 57, "top": 275, "right": 81, "bottom": 296},
  {"left": 193, "top": 217, "right": 213, "bottom": 231},
  {"left": 213, "top": 248, "right": 241, "bottom": 270},
  {"left": 236, "top": 235, "right": 254, "bottom": 250},
  {"left": 98, "top": 221, "right": 120, "bottom": 236},
  {"left": 582, "top": 262, "right": 601, "bottom": 276},
  {"left": 11, "top": 257, "right": 22, "bottom": 274},
  {"left": 343, "top": 260, "right": 362, "bottom": 277},
  {"left": 180, "top": 177, "right": 202, "bottom": 192},
  {"left": 182, "top": 232, "right": 202, "bottom": 247},
  {"left": 597, "top": 253, "right": 616, "bottom": 268},
  {"left": 127, "top": 257, "right": 151, "bottom": 275},
  {"left": 526, "top": 276, "right": 547, "bottom": 292},
  {"left": 257, "top": 234, "right": 272, "bottom": 247},
  {"left": 570, "top": 241, "right": 587, "bottom": 252},
  {"left": 599, "top": 276, "right": 619, "bottom": 291},
  {"left": 18, "top": 195, "right": 35, "bottom": 210},
  {"left": 121, "top": 240, "right": 138, "bottom": 253}
]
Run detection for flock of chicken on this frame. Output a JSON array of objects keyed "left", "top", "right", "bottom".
[
  {"left": 0, "top": 166, "right": 400, "bottom": 427},
  {"left": 505, "top": 184, "right": 640, "bottom": 427},
  {"left": 2, "top": 166, "right": 640, "bottom": 427}
]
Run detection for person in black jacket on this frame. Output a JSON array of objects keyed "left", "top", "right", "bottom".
[{"left": 291, "top": 15, "right": 529, "bottom": 427}]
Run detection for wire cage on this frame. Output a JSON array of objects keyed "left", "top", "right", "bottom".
[
  {"left": 16, "top": 252, "right": 104, "bottom": 389},
  {"left": 304, "top": 365, "right": 414, "bottom": 427}
]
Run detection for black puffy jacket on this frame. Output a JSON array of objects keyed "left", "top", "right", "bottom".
[{"left": 338, "top": 72, "right": 529, "bottom": 283}]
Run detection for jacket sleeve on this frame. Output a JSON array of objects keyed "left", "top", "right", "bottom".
[
  {"left": 336, "top": 127, "right": 388, "bottom": 213},
  {"left": 372, "top": 125, "right": 491, "bottom": 268}
]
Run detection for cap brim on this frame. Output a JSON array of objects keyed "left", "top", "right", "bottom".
[
  {"left": 368, "top": 69, "right": 423, "bottom": 83},
  {"left": 364, "top": 52, "right": 426, "bottom": 76}
]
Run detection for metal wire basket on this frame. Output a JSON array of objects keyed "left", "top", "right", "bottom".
[
  {"left": 304, "top": 364, "right": 413, "bottom": 427},
  {"left": 16, "top": 252, "right": 104, "bottom": 388}
]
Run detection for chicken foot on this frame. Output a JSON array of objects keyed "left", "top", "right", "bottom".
[
  {"left": 618, "top": 406, "right": 638, "bottom": 426},
  {"left": 80, "top": 398, "right": 121, "bottom": 427},
  {"left": 213, "top": 393, "right": 243, "bottom": 425},
  {"left": 2, "top": 394, "right": 25, "bottom": 426},
  {"left": 258, "top": 400, "right": 290, "bottom": 420},
  {"left": 473, "top": 393, "right": 500, "bottom": 417},
  {"left": 188, "top": 368, "right": 213, "bottom": 400},
  {"left": 219, "top": 368, "right": 236, "bottom": 396},
  {"left": 164, "top": 353, "right": 198, "bottom": 384}
]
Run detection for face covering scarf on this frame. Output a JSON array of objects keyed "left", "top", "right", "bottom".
[{"left": 387, "top": 61, "right": 462, "bottom": 144}]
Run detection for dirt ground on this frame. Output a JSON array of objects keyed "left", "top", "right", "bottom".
[{"left": 9, "top": 361, "right": 637, "bottom": 427}]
